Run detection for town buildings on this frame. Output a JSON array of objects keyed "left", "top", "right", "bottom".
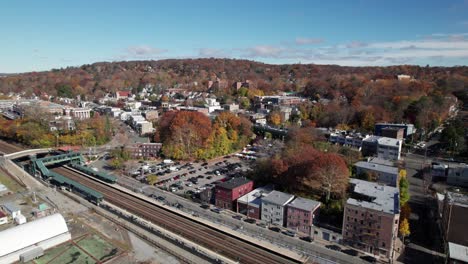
[
  {"left": 237, "top": 186, "right": 273, "bottom": 219},
  {"left": 355, "top": 161, "right": 399, "bottom": 187},
  {"left": 362, "top": 136, "right": 402, "bottom": 161},
  {"left": 447, "top": 164, "right": 468, "bottom": 188},
  {"left": 342, "top": 179, "right": 400, "bottom": 259},
  {"left": 215, "top": 178, "right": 253, "bottom": 210},
  {"left": 374, "top": 123, "right": 415, "bottom": 139},
  {"left": 125, "top": 143, "right": 162, "bottom": 159},
  {"left": 261, "top": 191, "right": 295, "bottom": 226},
  {"left": 381, "top": 127, "right": 404, "bottom": 140},
  {"left": 441, "top": 192, "right": 468, "bottom": 247},
  {"left": 286, "top": 197, "right": 321, "bottom": 235}
]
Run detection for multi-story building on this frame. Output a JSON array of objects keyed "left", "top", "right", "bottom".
[
  {"left": 135, "top": 121, "right": 154, "bottom": 136},
  {"left": 68, "top": 108, "right": 91, "bottom": 120},
  {"left": 441, "top": 192, "right": 468, "bottom": 247},
  {"left": 261, "top": 191, "right": 295, "bottom": 226},
  {"left": 342, "top": 179, "right": 400, "bottom": 259},
  {"left": 377, "top": 137, "right": 402, "bottom": 161},
  {"left": 237, "top": 186, "right": 273, "bottom": 219},
  {"left": 381, "top": 127, "right": 404, "bottom": 140},
  {"left": 355, "top": 161, "right": 399, "bottom": 187},
  {"left": 215, "top": 178, "right": 253, "bottom": 211},
  {"left": 362, "top": 136, "right": 402, "bottom": 161},
  {"left": 447, "top": 164, "right": 468, "bottom": 188},
  {"left": 125, "top": 143, "right": 162, "bottom": 159},
  {"left": 375, "top": 123, "right": 415, "bottom": 139},
  {"left": 329, "top": 132, "right": 369, "bottom": 149},
  {"left": 286, "top": 197, "right": 321, "bottom": 235}
]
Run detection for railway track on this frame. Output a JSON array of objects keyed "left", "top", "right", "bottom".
[
  {"left": 0, "top": 140, "right": 23, "bottom": 154},
  {"left": 53, "top": 166, "right": 301, "bottom": 264}
]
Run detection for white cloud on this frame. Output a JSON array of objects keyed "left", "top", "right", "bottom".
[
  {"left": 125, "top": 45, "right": 168, "bottom": 57},
  {"left": 295, "top": 37, "right": 324, "bottom": 45},
  {"left": 241, "top": 45, "right": 285, "bottom": 58},
  {"left": 198, "top": 48, "right": 227, "bottom": 58}
]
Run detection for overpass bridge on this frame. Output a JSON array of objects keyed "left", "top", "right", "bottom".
[{"left": 3, "top": 148, "right": 53, "bottom": 159}]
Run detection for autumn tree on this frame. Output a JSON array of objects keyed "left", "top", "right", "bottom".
[
  {"left": 307, "top": 153, "right": 350, "bottom": 204},
  {"left": 268, "top": 111, "right": 282, "bottom": 126},
  {"left": 399, "top": 218, "right": 411, "bottom": 242},
  {"left": 158, "top": 111, "right": 212, "bottom": 160}
]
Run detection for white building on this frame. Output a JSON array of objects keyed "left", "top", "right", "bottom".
[
  {"left": 261, "top": 191, "right": 295, "bottom": 226},
  {"left": 2, "top": 203, "right": 20, "bottom": 218},
  {"left": 0, "top": 214, "right": 71, "bottom": 263},
  {"left": 205, "top": 98, "right": 223, "bottom": 113},
  {"left": 69, "top": 108, "right": 91, "bottom": 120},
  {"left": 377, "top": 137, "right": 402, "bottom": 161},
  {"left": 0, "top": 211, "right": 8, "bottom": 225}
]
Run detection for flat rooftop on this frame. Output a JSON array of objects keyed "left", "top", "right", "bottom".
[
  {"left": 377, "top": 137, "right": 402, "bottom": 147},
  {"left": 237, "top": 186, "right": 273, "bottom": 208},
  {"left": 449, "top": 242, "right": 468, "bottom": 263},
  {"left": 262, "top": 190, "right": 295, "bottom": 206},
  {"left": 347, "top": 179, "right": 400, "bottom": 214},
  {"left": 287, "top": 197, "right": 321, "bottom": 212},
  {"left": 217, "top": 177, "right": 252, "bottom": 190},
  {"left": 355, "top": 161, "right": 398, "bottom": 175}
]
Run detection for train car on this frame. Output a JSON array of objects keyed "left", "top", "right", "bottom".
[{"left": 69, "top": 163, "right": 117, "bottom": 184}]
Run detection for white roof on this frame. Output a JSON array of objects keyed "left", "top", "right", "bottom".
[
  {"left": 0, "top": 213, "right": 69, "bottom": 257},
  {"left": 449, "top": 242, "right": 468, "bottom": 262}
]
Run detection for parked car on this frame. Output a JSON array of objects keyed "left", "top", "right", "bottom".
[
  {"left": 210, "top": 208, "right": 222, "bottom": 214},
  {"left": 256, "top": 222, "right": 267, "bottom": 228},
  {"left": 360, "top": 256, "right": 377, "bottom": 263},
  {"left": 200, "top": 203, "right": 210, "bottom": 209},
  {"left": 244, "top": 218, "right": 256, "bottom": 224},
  {"left": 282, "top": 230, "right": 296, "bottom": 237},
  {"left": 269, "top": 226, "right": 281, "bottom": 232},
  {"left": 342, "top": 249, "right": 359, "bottom": 257},
  {"left": 299, "top": 236, "right": 313, "bottom": 242},
  {"left": 325, "top": 245, "right": 342, "bottom": 252},
  {"left": 232, "top": 215, "right": 243, "bottom": 220}
]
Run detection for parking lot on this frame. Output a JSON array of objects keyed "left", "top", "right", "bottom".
[{"left": 156, "top": 156, "right": 251, "bottom": 195}]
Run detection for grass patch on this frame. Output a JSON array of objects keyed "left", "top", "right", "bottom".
[
  {"left": 48, "top": 245, "right": 95, "bottom": 264},
  {"left": 33, "top": 243, "right": 72, "bottom": 264},
  {"left": 77, "top": 234, "right": 119, "bottom": 262},
  {"left": 0, "top": 172, "right": 23, "bottom": 193}
]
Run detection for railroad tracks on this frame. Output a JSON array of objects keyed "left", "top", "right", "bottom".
[
  {"left": 53, "top": 166, "right": 300, "bottom": 264},
  {"left": 0, "top": 140, "right": 23, "bottom": 154}
]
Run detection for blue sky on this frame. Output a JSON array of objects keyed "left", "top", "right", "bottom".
[{"left": 1, "top": 0, "right": 468, "bottom": 72}]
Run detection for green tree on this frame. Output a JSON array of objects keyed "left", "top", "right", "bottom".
[
  {"left": 147, "top": 175, "right": 158, "bottom": 185},
  {"left": 399, "top": 173, "right": 410, "bottom": 206}
]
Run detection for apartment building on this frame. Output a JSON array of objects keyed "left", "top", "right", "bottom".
[
  {"left": 342, "top": 179, "right": 400, "bottom": 259},
  {"left": 237, "top": 186, "right": 273, "bottom": 219},
  {"left": 215, "top": 178, "right": 253, "bottom": 211},
  {"left": 286, "top": 197, "right": 321, "bottom": 235},
  {"left": 355, "top": 161, "right": 399, "bottom": 187},
  {"left": 261, "top": 191, "right": 295, "bottom": 226}
]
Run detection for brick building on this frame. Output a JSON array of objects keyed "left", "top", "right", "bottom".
[
  {"left": 342, "top": 179, "right": 400, "bottom": 259},
  {"left": 125, "top": 143, "right": 162, "bottom": 159},
  {"left": 237, "top": 186, "right": 273, "bottom": 219},
  {"left": 286, "top": 197, "right": 321, "bottom": 235},
  {"left": 215, "top": 178, "right": 253, "bottom": 210}
]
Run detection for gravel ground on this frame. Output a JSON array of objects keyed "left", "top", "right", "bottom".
[{"left": 128, "top": 232, "right": 180, "bottom": 264}]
